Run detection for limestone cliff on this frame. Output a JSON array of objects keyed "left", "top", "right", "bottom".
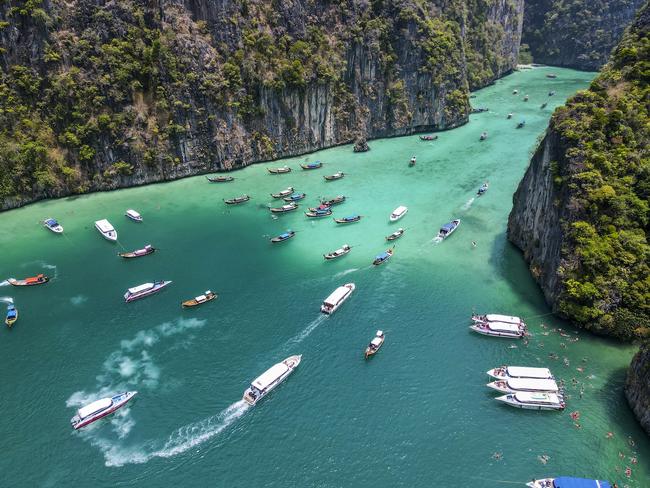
[{"left": 626, "top": 342, "right": 650, "bottom": 436}]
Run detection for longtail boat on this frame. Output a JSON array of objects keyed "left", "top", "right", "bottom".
[
  {"left": 365, "top": 331, "right": 385, "bottom": 358},
  {"left": 224, "top": 195, "right": 250, "bottom": 205},
  {"left": 271, "top": 187, "right": 294, "bottom": 198},
  {"left": 300, "top": 161, "right": 322, "bottom": 170},
  {"left": 324, "top": 244, "right": 351, "bottom": 260},
  {"left": 119, "top": 245, "right": 156, "bottom": 259},
  {"left": 269, "top": 203, "right": 299, "bottom": 213},
  {"left": 321, "top": 195, "right": 346, "bottom": 206},
  {"left": 372, "top": 247, "right": 394, "bottom": 266},
  {"left": 182, "top": 290, "right": 217, "bottom": 308},
  {"left": 419, "top": 135, "right": 438, "bottom": 141},
  {"left": 206, "top": 175, "right": 234, "bottom": 182},
  {"left": 8, "top": 274, "right": 49, "bottom": 286},
  {"left": 305, "top": 208, "right": 332, "bottom": 218},
  {"left": 386, "top": 228, "right": 404, "bottom": 241},
  {"left": 270, "top": 230, "right": 295, "bottom": 243},
  {"left": 283, "top": 192, "right": 306, "bottom": 202}
]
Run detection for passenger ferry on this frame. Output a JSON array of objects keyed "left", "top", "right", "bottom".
[
  {"left": 243, "top": 355, "right": 302, "bottom": 405},
  {"left": 495, "top": 391, "right": 565, "bottom": 411},
  {"left": 487, "top": 378, "right": 559, "bottom": 394},
  {"left": 487, "top": 366, "right": 554, "bottom": 381},
  {"left": 70, "top": 391, "right": 137, "bottom": 429},
  {"left": 321, "top": 283, "right": 355, "bottom": 314},
  {"left": 124, "top": 281, "right": 172, "bottom": 302},
  {"left": 95, "top": 219, "right": 117, "bottom": 241}
]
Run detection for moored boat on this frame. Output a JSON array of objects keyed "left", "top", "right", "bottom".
[
  {"left": 8, "top": 274, "right": 49, "bottom": 286},
  {"left": 548, "top": 91, "right": 556, "bottom": 96},
  {"left": 119, "top": 245, "right": 156, "bottom": 259},
  {"left": 268, "top": 166, "right": 291, "bottom": 174},
  {"left": 365, "top": 330, "right": 385, "bottom": 358},
  {"left": 386, "top": 228, "right": 404, "bottom": 241},
  {"left": 472, "top": 313, "right": 525, "bottom": 327},
  {"left": 224, "top": 194, "right": 250, "bottom": 205},
  {"left": 271, "top": 187, "right": 294, "bottom": 198},
  {"left": 480, "top": 131, "right": 488, "bottom": 141},
  {"left": 300, "top": 161, "right": 322, "bottom": 170},
  {"left": 321, "top": 195, "right": 346, "bottom": 206},
  {"left": 389, "top": 205, "right": 408, "bottom": 222},
  {"left": 477, "top": 182, "right": 489, "bottom": 196},
  {"left": 308, "top": 204, "right": 331, "bottom": 212},
  {"left": 487, "top": 366, "right": 554, "bottom": 381},
  {"left": 305, "top": 208, "right": 332, "bottom": 218},
  {"left": 419, "top": 135, "right": 438, "bottom": 141},
  {"left": 5, "top": 304, "right": 17, "bottom": 327},
  {"left": 70, "top": 391, "right": 137, "bottom": 430},
  {"left": 334, "top": 214, "right": 362, "bottom": 224},
  {"left": 124, "top": 281, "right": 172, "bottom": 302},
  {"left": 324, "top": 244, "right": 351, "bottom": 260},
  {"left": 540, "top": 102, "right": 548, "bottom": 109},
  {"left": 546, "top": 73, "right": 557, "bottom": 79},
  {"left": 182, "top": 290, "right": 217, "bottom": 307},
  {"left": 372, "top": 247, "right": 394, "bottom": 266},
  {"left": 206, "top": 175, "right": 234, "bottom": 182},
  {"left": 243, "top": 355, "right": 302, "bottom": 406},
  {"left": 269, "top": 203, "right": 299, "bottom": 213},
  {"left": 527, "top": 477, "right": 612, "bottom": 488},
  {"left": 487, "top": 378, "right": 559, "bottom": 394},
  {"left": 524, "top": 94, "right": 529, "bottom": 101},
  {"left": 436, "top": 219, "right": 460, "bottom": 240},
  {"left": 95, "top": 219, "right": 117, "bottom": 241},
  {"left": 125, "top": 209, "right": 143, "bottom": 222},
  {"left": 324, "top": 172, "right": 344, "bottom": 181},
  {"left": 270, "top": 230, "right": 295, "bottom": 243},
  {"left": 495, "top": 391, "right": 565, "bottom": 411},
  {"left": 321, "top": 283, "right": 355, "bottom": 314},
  {"left": 43, "top": 218, "right": 63, "bottom": 234},
  {"left": 470, "top": 320, "right": 527, "bottom": 338},
  {"left": 283, "top": 192, "right": 306, "bottom": 202}
]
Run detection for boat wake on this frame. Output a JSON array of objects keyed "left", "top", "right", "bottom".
[
  {"left": 286, "top": 315, "right": 327, "bottom": 345},
  {"left": 333, "top": 268, "right": 359, "bottom": 279},
  {"left": 0, "top": 296, "right": 13, "bottom": 303},
  {"left": 462, "top": 197, "right": 475, "bottom": 210}
]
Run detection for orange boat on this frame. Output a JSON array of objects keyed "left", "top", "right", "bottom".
[{"left": 7, "top": 274, "right": 49, "bottom": 286}]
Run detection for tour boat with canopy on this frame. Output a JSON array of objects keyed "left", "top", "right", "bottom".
[
  {"left": 436, "top": 219, "right": 460, "bottom": 240},
  {"left": 270, "top": 230, "right": 295, "bottom": 243},
  {"left": 300, "top": 161, "right": 322, "bottom": 170},
  {"left": 477, "top": 182, "right": 489, "bottom": 196},
  {"left": 321, "top": 283, "right": 355, "bottom": 314},
  {"left": 283, "top": 192, "right": 306, "bottom": 202},
  {"left": 372, "top": 248, "right": 394, "bottom": 266},
  {"left": 487, "top": 366, "right": 554, "bottom": 381},
  {"left": 70, "top": 391, "right": 137, "bottom": 430},
  {"left": 243, "top": 355, "right": 302, "bottom": 405},
  {"left": 8, "top": 274, "right": 49, "bottom": 286},
  {"left": 526, "top": 477, "right": 611, "bottom": 488},
  {"left": 271, "top": 187, "right": 294, "bottom": 198},
  {"left": 324, "top": 172, "right": 344, "bottom": 181},
  {"left": 182, "top": 290, "right": 217, "bottom": 307},
  {"left": 386, "top": 228, "right": 405, "bottom": 241},
  {"left": 495, "top": 391, "right": 565, "bottom": 411},
  {"left": 334, "top": 214, "right": 362, "bottom": 224},
  {"left": 470, "top": 320, "right": 527, "bottom": 338},
  {"left": 389, "top": 205, "right": 408, "bottom": 222},
  {"left": 268, "top": 166, "right": 291, "bottom": 174},
  {"left": 206, "top": 175, "right": 234, "bottom": 182},
  {"left": 224, "top": 195, "right": 250, "bottom": 205},
  {"left": 365, "top": 330, "right": 385, "bottom": 358},
  {"left": 119, "top": 245, "right": 156, "bottom": 259},
  {"left": 324, "top": 244, "right": 351, "bottom": 260},
  {"left": 125, "top": 209, "right": 143, "bottom": 222},
  {"left": 95, "top": 219, "right": 117, "bottom": 241},
  {"left": 487, "top": 378, "right": 559, "bottom": 394},
  {"left": 124, "top": 281, "right": 172, "bottom": 302},
  {"left": 43, "top": 218, "right": 63, "bottom": 234},
  {"left": 322, "top": 195, "right": 346, "bottom": 206},
  {"left": 472, "top": 313, "right": 525, "bottom": 327},
  {"left": 269, "top": 203, "right": 299, "bottom": 213},
  {"left": 5, "top": 304, "right": 17, "bottom": 327},
  {"left": 305, "top": 207, "right": 332, "bottom": 218}
]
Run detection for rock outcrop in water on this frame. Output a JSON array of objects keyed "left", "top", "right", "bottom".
[{"left": 626, "top": 341, "right": 650, "bottom": 436}]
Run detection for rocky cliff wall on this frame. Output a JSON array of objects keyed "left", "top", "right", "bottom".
[{"left": 626, "top": 342, "right": 650, "bottom": 436}]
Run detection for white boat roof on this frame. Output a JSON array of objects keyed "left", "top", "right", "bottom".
[
  {"left": 370, "top": 337, "right": 382, "bottom": 347},
  {"left": 252, "top": 362, "right": 289, "bottom": 391},
  {"left": 128, "top": 283, "right": 154, "bottom": 294},
  {"left": 95, "top": 219, "right": 114, "bottom": 232},
  {"left": 126, "top": 209, "right": 141, "bottom": 217},
  {"left": 486, "top": 314, "right": 521, "bottom": 324},
  {"left": 514, "top": 392, "right": 560, "bottom": 403},
  {"left": 78, "top": 397, "right": 112, "bottom": 418},
  {"left": 488, "top": 321, "right": 520, "bottom": 332},
  {"left": 507, "top": 366, "right": 553, "bottom": 378},
  {"left": 507, "top": 378, "right": 558, "bottom": 391},
  {"left": 195, "top": 295, "right": 206, "bottom": 301},
  {"left": 392, "top": 206, "right": 408, "bottom": 215},
  {"left": 324, "top": 285, "right": 351, "bottom": 306}
]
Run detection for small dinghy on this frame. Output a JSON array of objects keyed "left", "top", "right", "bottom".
[
  {"left": 477, "top": 182, "right": 489, "bottom": 196},
  {"left": 125, "top": 209, "right": 143, "bottom": 222},
  {"left": 479, "top": 132, "right": 488, "bottom": 141},
  {"left": 419, "top": 135, "right": 438, "bottom": 141},
  {"left": 283, "top": 192, "right": 306, "bottom": 202},
  {"left": 206, "top": 175, "right": 234, "bottom": 182},
  {"left": 365, "top": 330, "right": 385, "bottom": 358},
  {"left": 389, "top": 205, "right": 408, "bottom": 222},
  {"left": 271, "top": 187, "right": 294, "bottom": 199},
  {"left": 300, "top": 161, "right": 322, "bottom": 170},
  {"left": 270, "top": 203, "right": 299, "bottom": 213},
  {"left": 8, "top": 274, "right": 49, "bottom": 286},
  {"left": 436, "top": 219, "right": 460, "bottom": 241},
  {"left": 548, "top": 90, "right": 556, "bottom": 96},
  {"left": 224, "top": 194, "right": 250, "bottom": 205},
  {"left": 268, "top": 166, "right": 291, "bottom": 174},
  {"left": 324, "top": 244, "right": 351, "bottom": 260},
  {"left": 471, "top": 107, "right": 489, "bottom": 113},
  {"left": 43, "top": 218, "right": 63, "bottom": 234},
  {"left": 334, "top": 214, "right": 362, "bottom": 224},
  {"left": 507, "top": 113, "right": 513, "bottom": 119},
  {"left": 372, "top": 247, "right": 394, "bottom": 266},
  {"left": 182, "top": 290, "right": 217, "bottom": 308},
  {"left": 119, "top": 244, "right": 156, "bottom": 259},
  {"left": 323, "top": 172, "right": 344, "bottom": 181},
  {"left": 495, "top": 391, "right": 565, "bottom": 411},
  {"left": 305, "top": 208, "right": 332, "bottom": 218},
  {"left": 386, "top": 228, "right": 404, "bottom": 241},
  {"left": 523, "top": 94, "right": 529, "bottom": 101},
  {"left": 546, "top": 73, "right": 557, "bottom": 79},
  {"left": 322, "top": 195, "right": 346, "bottom": 206},
  {"left": 270, "top": 230, "right": 295, "bottom": 243},
  {"left": 517, "top": 120, "right": 526, "bottom": 128},
  {"left": 5, "top": 304, "right": 17, "bottom": 328},
  {"left": 409, "top": 156, "right": 416, "bottom": 166}
]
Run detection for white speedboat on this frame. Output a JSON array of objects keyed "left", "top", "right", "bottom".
[
  {"left": 321, "top": 283, "right": 355, "bottom": 314},
  {"left": 125, "top": 209, "right": 143, "bottom": 222},
  {"left": 470, "top": 321, "right": 526, "bottom": 338},
  {"left": 95, "top": 219, "right": 117, "bottom": 241},
  {"left": 526, "top": 477, "right": 612, "bottom": 488},
  {"left": 43, "top": 218, "right": 63, "bottom": 234},
  {"left": 124, "top": 281, "right": 172, "bottom": 302},
  {"left": 243, "top": 355, "right": 301, "bottom": 405},
  {"left": 495, "top": 391, "right": 565, "bottom": 411},
  {"left": 389, "top": 205, "right": 408, "bottom": 222},
  {"left": 472, "top": 313, "right": 525, "bottom": 326},
  {"left": 487, "top": 366, "right": 554, "bottom": 380},
  {"left": 487, "top": 378, "right": 559, "bottom": 394},
  {"left": 70, "top": 391, "right": 137, "bottom": 429}
]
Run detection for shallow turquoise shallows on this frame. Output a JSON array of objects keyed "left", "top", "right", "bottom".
[{"left": 0, "top": 67, "right": 647, "bottom": 488}]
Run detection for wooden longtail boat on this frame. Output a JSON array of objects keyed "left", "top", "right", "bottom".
[
  {"left": 182, "top": 290, "right": 217, "bottom": 307},
  {"left": 8, "top": 274, "right": 49, "bottom": 286},
  {"left": 206, "top": 175, "right": 234, "bottom": 182},
  {"left": 224, "top": 195, "right": 250, "bottom": 205},
  {"left": 119, "top": 245, "right": 156, "bottom": 259}
]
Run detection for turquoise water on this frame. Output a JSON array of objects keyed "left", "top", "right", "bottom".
[{"left": 0, "top": 67, "right": 647, "bottom": 487}]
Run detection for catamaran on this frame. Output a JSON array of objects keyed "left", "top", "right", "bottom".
[
  {"left": 243, "top": 355, "right": 302, "bottom": 405},
  {"left": 124, "top": 281, "right": 172, "bottom": 302},
  {"left": 526, "top": 477, "right": 612, "bottom": 488},
  {"left": 487, "top": 378, "right": 559, "bottom": 394},
  {"left": 487, "top": 366, "right": 554, "bottom": 381},
  {"left": 70, "top": 391, "right": 137, "bottom": 429},
  {"left": 95, "top": 219, "right": 117, "bottom": 241},
  {"left": 389, "top": 206, "right": 408, "bottom": 222},
  {"left": 495, "top": 391, "right": 565, "bottom": 411},
  {"left": 321, "top": 283, "right": 355, "bottom": 314}
]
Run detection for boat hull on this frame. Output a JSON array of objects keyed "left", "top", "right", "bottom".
[
  {"left": 8, "top": 276, "right": 49, "bottom": 286},
  {"left": 470, "top": 325, "right": 523, "bottom": 339},
  {"left": 182, "top": 293, "right": 217, "bottom": 307}
]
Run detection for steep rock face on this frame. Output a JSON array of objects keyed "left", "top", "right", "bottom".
[
  {"left": 626, "top": 342, "right": 650, "bottom": 436},
  {"left": 522, "top": 0, "right": 645, "bottom": 71},
  {"left": 0, "top": 0, "right": 524, "bottom": 209}
]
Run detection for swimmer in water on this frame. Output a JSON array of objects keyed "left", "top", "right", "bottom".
[{"left": 471, "top": 241, "right": 477, "bottom": 248}]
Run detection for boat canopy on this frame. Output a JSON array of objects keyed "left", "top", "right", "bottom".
[
  {"left": 279, "top": 232, "right": 290, "bottom": 239},
  {"left": 25, "top": 274, "right": 45, "bottom": 283},
  {"left": 440, "top": 222, "right": 455, "bottom": 232},
  {"left": 128, "top": 283, "right": 154, "bottom": 294},
  {"left": 45, "top": 218, "right": 58, "bottom": 226},
  {"left": 95, "top": 219, "right": 114, "bottom": 232},
  {"left": 195, "top": 295, "right": 207, "bottom": 302},
  {"left": 126, "top": 209, "right": 141, "bottom": 217},
  {"left": 392, "top": 206, "right": 407, "bottom": 216},
  {"left": 324, "top": 285, "right": 351, "bottom": 306},
  {"left": 487, "top": 321, "right": 520, "bottom": 333},
  {"left": 370, "top": 337, "right": 382, "bottom": 347},
  {"left": 552, "top": 478, "right": 612, "bottom": 488},
  {"left": 485, "top": 314, "right": 522, "bottom": 324},
  {"left": 252, "top": 362, "right": 289, "bottom": 391},
  {"left": 514, "top": 392, "right": 559, "bottom": 403},
  {"left": 376, "top": 251, "right": 390, "bottom": 260},
  {"left": 78, "top": 397, "right": 112, "bottom": 419},
  {"left": 506, "top": 378, "right": 558, "bottom": 392},
  {"left": 506, "top": 366, "right": 552, "bottom": 378},
  {"left": 345, "top": 215, "right": 359, "bottom": 220}
]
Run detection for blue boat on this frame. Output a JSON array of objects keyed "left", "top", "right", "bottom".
[
  {"left": 526, "top": 477, "right": 612, "bottom": 488},
  {"left": 436, "top": 219, "right": 460, "bottom": 240},
  {"left": 5, "top": 304, "right": 17, "bottom": 327},
  {"left": 43, "top": 218, "right": 63, "bottom": 234},
  {"left": 477, "top": 182, "right": 489, "bottom": 196},
  {"left": 270, "top": 230, "right": 295, "bottom": 243},
  {"left": 283, "top": 192, "right": 306, "bottom": 202},
  {"left": 372, "top": 247, "right": 394, "bottom": 266},
  {"left": 300, "top": 161, "right": 322, "bottom": 170},
  {"left": 334, "top": 215, "right": 362, "bottom": 224}
]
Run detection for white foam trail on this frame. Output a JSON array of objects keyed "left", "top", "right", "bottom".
[
  {"left": 462, "top": 197, "right": 475, "bottom": 210},
  {"left": 0, "top": 296, "right": 14, "bottom": 304},
  {"left": 286, "top": 315, "right": 327, "bottom": 345},
  {"left": 70, "top": 295, "right": 87, "bottom": 306},
  {"left": 334, "top": 268, "right": 358, "bottom": 279}
]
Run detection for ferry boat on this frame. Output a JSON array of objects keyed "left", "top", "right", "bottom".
[
  {"left": 305, "top": 208, "right": 332, "bottom": 218},
  {"left": 5, "top": 304, "right": 17, "bottom": 327},
  {"left": 324, "top": 244, "right": 351, "bottom": 260},
  {"left": 243, "top": 355, "right": 302, "bottom": 406},
  {"left": 324, "top": 172, "right": 344, "bottom": 181},
  {"left": 124, "top": 281, "right": 172, "bottom": 302},
  {"left": 125, "top": 209, "right": 143, "bottom": 222},
  {"left": 372, "top": 248, "right": 394, "bottom": 266},
  {"left": 365, "top": 330, "right": 385, "bottom": 359},
  {"left": 487, "top": 366, "right": 554, "bottom": 381},
  {"left": 283, "top": 192, "right": 306, "bottom": 202},
  {"left": 43, "top": 218, "right": 63, "bottom": 234},
  {"left": 271, "top": 187, "right": 294, "bottom": 198},
  {"left": 182, "top": 290, "right": 217, "bottom": 307},
  {"left": 269, "top": 203, "right": 299, "bottom": 214},
  {"left": 386, "top": 228, "right": 405, "bottom": 241},
  {"left": 206, "top": 175, "right": 234, "bottom": 182},
  {"left": 470, "top": 321, "right": 527, "bottom": 338},
  {"left": 224, "top": 195, "right": 250, "bottom": 205},
  {"left": 95, "top": 219, "right": 117, "bottom": 241},
  {"left": 8, "top": 274, "right": 49, "bottom": 286},
  {"left": 119, "top": 244, "right": 156, "bottom": 259},
  {"left": 268, "top": 166, "right": 291, "bottom": 174},
  {"left": 270, "top": 230, "right": 295, "bottom": 243},
  {"left": 389, "top": 205, "right": 408, "bottom": 222},
  {"left": 477, "top": 182, "right": 489, "bottom": 196},
  {"left": 495, "top": 391, "right": 565, "bottom": 411},
  {"left": 300, "top": 161, "right": 322, "bottom": 170},
  {"left": 472, "top": 313, "right": 525, "bottom": 327},
  {"left": 334, "top": 214, "right": 362, "bottom": 224},
  {"left": 436, "top": 219, "right": 460, "bottom": 240},
  {"left": 70, "top": 391, "right": 137, "bottom": 430},
  {"left": 487, "top": 378, "right": 559, "bottom": 394},
  {"left": 322, "top": 195, "right": 346, "bottom": 206},
  {"left": 321, "top": 283, "right": 355, "bottom": 314},
  {"left": 527, "top": 477, "right": 611, "bottom": 488}
]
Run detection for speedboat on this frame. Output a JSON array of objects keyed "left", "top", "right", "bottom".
[
  {"left": 321, "top": 283, "right": 355, "bottom": 314},
  {"left": 323, "top": 172, "right": 344, "bottom": 181},
  {"left": 487, "top": 378, "right": 559, "bottom": 394},
  {"left": 5, "top": 305, "right": 17, "bottom": 327},
  {"left": 283, "top": 192, "right": 306, "bottom": 202},
  {"left": 182, "top": 290, "right": 217, "bottom": 307},
  {"left": 119, "top": 244, "right": 156, "bottom": 259},
  {"left": 472, "top": 313, "right": 525, "bottom": 327},
  {"left": 480, "top": 131, "right": 488, "bottom": 141},
  {"left": 270, "top": 203, "right": 299, "bottom": 213},
  {"left": 365, "top": 330, "right": 385, "bottom": 358},
  {"left": 268, "top": 166, "right": 291, "bottom": 174},
  {"left": 271, "top": 187, "right": 294, "bottom": 198},
  {"left": 95, "top": 219, "right": 117, "bottom": 241},
  {"left": 322, "top": 195, "right": 346, "bottom": 206},
  {"left": 206, "top": 175, "right": 234, "bottom": 182},
  {"left": 243, "top": 355, "right": 302, "bottom": 405},
  {"left": 420, "top": 135, "right": 438, "bottom": 141},
  {"left": 477, "top": 182, "right": 488, "bottom": 196},
  {"left": 70, "top": 391, "right": 137, "bottom": 429},
  {"left": 409, "top": 156, "right": 416, "bottom": 166},
  {"left": 305, "top": 208, "right": 332, "bottom": 218},
  {"left": 372, "top": 248, "right": 394, "bottom": 266},
  {"left": 124, "top": 281, "right": 172, "bottom": 302},
  {"left": 470, "top": 321, "right": 527, "bottom": 338},
  {"left": 495, "top": 392, "right": 565, "bottom": 411},
  {"left": 224, "top": 195, "right": 250, "bottom": 205},
  {"left": 8, "top": 274, "right": 49, "bottom": 286},
  {"left": 43, "top": 218, "right": 63, "bottom": 234},
  {"left": 436, "top": 219, "right": 460, "bottom": 240},
  {"left": 334, "top": 214, "right": 362, "bottom": 224},
  {"left": 386, "top": 228, "right": 404, "bottom": 241},
  {"left": 389, "top": 205, "right": 408, "bottom": 222},
  {"left": 527, "top": 477, "right": 612, "bottom": 488},
  {"left": 487, "top": 366, "right": 554, "bottom": 381},
  {"left": 300, "top": 161, "right": 322, "bottom": 170},
  {"left": 125, "top": 209, "right": 143, "bottom": 222},
  {"left": 270, "top": 230, "right": 295, "bottom": 243},
  {"left": 324, "top": 244, "right": 351, "bottom": 260}
]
